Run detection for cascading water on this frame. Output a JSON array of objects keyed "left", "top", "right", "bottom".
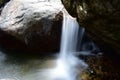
[
  {"left": 0, "top": 0, "right": 99, "bottom": 80},
  {"left": 51, "top": 10, "right": 88, "bottom": 80}
]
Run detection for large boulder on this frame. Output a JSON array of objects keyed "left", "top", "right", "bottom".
[
  {"left": 62, "top": 0, "right": 120, "bottom": 54},
  {"left": 0, "top": 0, "right": 63, "bottom": 53}
]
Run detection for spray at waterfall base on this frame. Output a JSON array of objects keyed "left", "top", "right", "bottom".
[{"left": 50, "top": 11, "right": 88, "bottom": 80}]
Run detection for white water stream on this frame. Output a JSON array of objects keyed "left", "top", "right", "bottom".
[{"left": 51, "top": 10, "right": 88, "bottom": 80}]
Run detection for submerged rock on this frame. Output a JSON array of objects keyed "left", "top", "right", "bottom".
[
  {"left": 62, "top": 0, "right": 120, "bottom": 54},
  {"left": 0, "top": 0, "right": 63, "bottom": 53}
]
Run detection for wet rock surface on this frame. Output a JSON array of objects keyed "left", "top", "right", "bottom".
[
  {"left": 62, "top": 0, "right": 120, "bottom": 54},
  {"left": 0, "top": 0, "right": 63, "bottom": 53},
  {"left": 80, "top": 53, "right": 120, "bottom": 80}
]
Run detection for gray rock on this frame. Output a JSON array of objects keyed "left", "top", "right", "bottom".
[{"left": 0, "top": 0, "right": 64, "bottom": 53}]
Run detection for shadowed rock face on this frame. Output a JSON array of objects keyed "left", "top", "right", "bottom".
[
  {"left": 0, "top": 0, "right": 63, "bottom": 53},
  {"left": 62, "top": 0, "right": 120, "bottom": 54},
  {"left": 0, "top": 0, "right": 10, "bottom": 7}
]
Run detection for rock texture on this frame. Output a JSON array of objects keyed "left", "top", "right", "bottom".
[
  {"left": 62, "top": 0, "right": 120, "bottom": 54},
  {"left": 0, "top": 0, "right": 63, "bottom": 53},
  {"left": 0, "top": 0, "right": 10, "bottom": 14}
]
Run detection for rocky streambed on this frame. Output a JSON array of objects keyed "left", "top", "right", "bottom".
[{"left": 81, "top": 53, "right": 120, "bottom": 80}]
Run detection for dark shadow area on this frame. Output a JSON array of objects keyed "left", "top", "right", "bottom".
[
  {"left": 0, "top": 0, "right": 10, "bottom": 8},
  {"left": 0, "top": 29, "right": 60, "bottom": 56}
]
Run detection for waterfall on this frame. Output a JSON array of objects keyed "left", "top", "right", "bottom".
[
  {"left": 0, "top": 0, "right": 102, "bottom": 80},
  {"left": 60, "top": 13, "right": 79, "bottom": 57},
  {"left": 51, "top": 10, "right": 88, "bottom": 80}
]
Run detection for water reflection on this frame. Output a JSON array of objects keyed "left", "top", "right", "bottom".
[
  {"left": 0, "top": 51, "right": 57, "bottom": 80},
  {"left": 0, "top": 51, "right": 88, "bottom": 80}
]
